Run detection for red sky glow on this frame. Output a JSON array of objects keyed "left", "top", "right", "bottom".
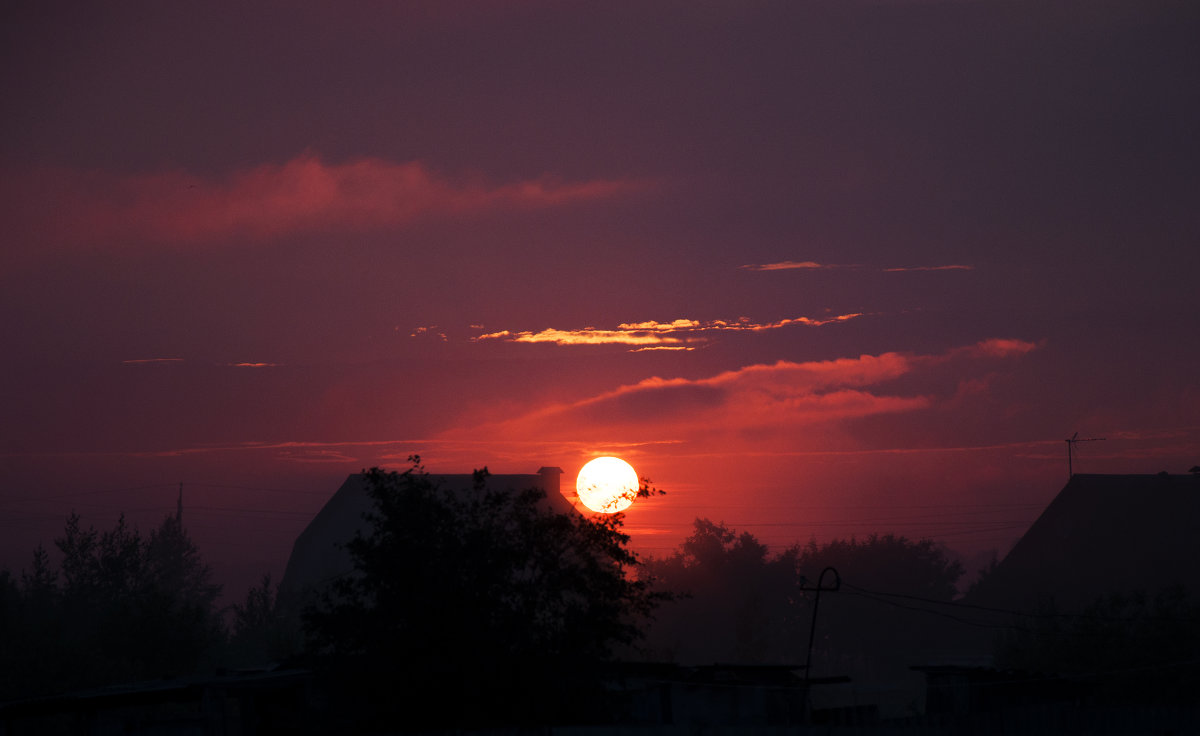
[{"left": 1, "top": 0, "right": 1197, "bottom": 599}]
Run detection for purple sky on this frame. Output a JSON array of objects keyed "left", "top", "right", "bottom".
[{"left": 3, "top": 0, "right": 1198, "bottom": 598}]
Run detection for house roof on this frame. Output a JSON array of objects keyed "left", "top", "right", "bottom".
[
  {"left": 277, "top": 467, "right": 570, "bottom": 606},
  {"left": 964, "top": 473, "right": 1200, "bottom": 613}
]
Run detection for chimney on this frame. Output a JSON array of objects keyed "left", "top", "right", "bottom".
[{"left": 537, "top": 466, "right": 564, "bottom": 499}]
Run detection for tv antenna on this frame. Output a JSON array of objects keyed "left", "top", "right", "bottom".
[{"left": 1065, "top": 432, "right": 1105, "bottom": 478}]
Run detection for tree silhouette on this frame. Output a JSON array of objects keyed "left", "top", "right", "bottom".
[
  {"left": 58, "top": 512, "right": 222, "bottom": 685},
  {"left": 793, "top": 533, "right": 963, "bottom": 674},
  {"left": 0, "top": 511, "right": 223, "bottom": 700},
  {"left": 643, "top": 522, "right": 964, "bottom": 673},
  {"left": 225, "top": 574, "right": 302, "bottom": 668},
  {"left": 303, "top": 459, "right": 665, "bottom": 727},
  {"left": 796, "top": 533, "right": 963, "bottom": 601},
  {"left": 642, "top": 519, "right": 804, "bottom": 664},
  {"left": 995, "top": 585, "right": 1200, "bottom": 703},
  {"left": 0, "top": 568, "right": 39, "bottom": 699}
]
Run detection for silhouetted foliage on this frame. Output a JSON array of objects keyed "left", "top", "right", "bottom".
[
  {"left": 61, "top": 511, "right": 222, "bottom": 685},
  {"left": 231, "top": 574, "right": 277, "bottom": 638},
  {"left": 0, "top": 569, "right": 18, "bottom": 623},
  {"left": 794, "top": 533, "right": 964, "bottom": 674},
  {"left": 995, "top": 585, "right": 1200, "bottom": 703},
  {"left": 966, "top": 553, "right": 1001, "bottom": 598},
  {"left": 642, "top": 519, "right": 805, "bottom": 664},
  {"left": 0, "top": 547, "right": 64, "bottom": 700},
  {"left": 303, "top": 459, "right": 665, "bottom": 728},
  {"left": 643, "top": 522, "right": 964, "bottom": 675},
  {"left": 0, "top": 511, "right": 223, "bottom": 700},
  {"left": 797, "top": 533, "right": 963, "bottom": 601},
  {"left": 225, "top": 574, "right": 301, "bottom": 668},
  {"left": 0, "top": 569, "right": 27, "bottom": 696}
]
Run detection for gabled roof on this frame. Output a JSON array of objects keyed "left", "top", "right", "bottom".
[
  {"left": 277, "top": 467, "right": 569, "bottom": 606},
  {"left": 965, "top": 473, "right": 1200, "bottom": 613}
]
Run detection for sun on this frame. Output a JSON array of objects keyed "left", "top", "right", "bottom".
[{"left": 575, "top": 456, "right": 640, "bottom": 513}]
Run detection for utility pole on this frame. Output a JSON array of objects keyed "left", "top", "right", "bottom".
[
  {"left": 1065, "top": 432, "right": 1105, "bottom": 479},
  {"left": 800, "top": 566, "right": 840, "bottom": 722},
  {"left": 177, "top": 482, "right": 183, "bottom": 524}
]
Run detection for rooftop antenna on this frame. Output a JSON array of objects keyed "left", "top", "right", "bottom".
[{"left": 1066, "top": 432, "right": 1105, "bottom": 479}]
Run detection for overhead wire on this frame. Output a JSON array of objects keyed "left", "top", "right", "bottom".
[
  {"left": 842, "top": 588, "right": 1021, "bottom": 630},
  {"left": 0, "top": 483, "right": 180, "bottom": 505}
]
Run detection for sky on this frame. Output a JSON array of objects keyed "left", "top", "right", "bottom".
[{"left": 2, "top": 0, "right": 1198, "bottom": 598}]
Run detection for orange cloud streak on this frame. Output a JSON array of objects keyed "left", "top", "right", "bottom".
[
  {"left": 477, "top": 328, "right": 686, "bottom": 347},
  {"left": 739, "top": 261, "right": 833, "bottom": 271},
  {"left": 441, "top": 338, "right": 1040, "bottom": 451},
  {"left": 473, "top": 313, "right": 865, "bottom": 348}
]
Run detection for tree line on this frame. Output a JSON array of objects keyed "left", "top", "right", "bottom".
[
  {"left": 0, "top": 464, "right": 965, "bottom": 723},
  {"left": 0, "top": 507, "right": 294, "bottom": 702},
  {"left": 3, "top": 461, "right": 1191, "bottom": 727},
  {"left": 638, "top": 518, "right": 966, "bottom": 672}
]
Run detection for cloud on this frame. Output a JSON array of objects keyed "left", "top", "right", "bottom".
[
  {"left": 410, "top": 326, "right": 448, "bottom": 341},
  {"left": 274, "top": 448, "right": 359, "bottom": 464},
  {"left": 617, "top": 319, "right": 703, "bottom": 331},
  {"left": 442, "top": 338, "right": 1041, "bottom": 449},
  {"left": 3, "top": 154, "right": 646, "bottom": 250},
  {"left": 122, "top": 438, "right": 439, "bottom": 460},
  {"left": 740, "top": 261, "right": 974, "bottom": 272},
  {"left": 50, "top": 339, "right": 1046, "bottom": 484},
  {"left": 472, "top": 313, "right": 865, "bottom": 348},
  {"left": 883, "top": 264, "right": 974, "bottom": 272},
  {"left": 740, "top": 261, "right": 843, "bottom": 271},
  {"left": 712, "top": 315, "right": 864, "bottom": 331},
  {"left": 477, "top": 327, "right": 686, "bottom": 347},
  {"left": 957, "top": 338, "right": 1041, "bottom": 359},
  {"left": 125, "top": 358, "right": 283, "bottom": 367},
  {"left": 122, "top": 358, "right": 184, "bottom": 365}
]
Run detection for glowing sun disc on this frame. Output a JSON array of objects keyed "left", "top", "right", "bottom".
[{"left": 576, "top": 457, "right": 639, "bottom": 513}]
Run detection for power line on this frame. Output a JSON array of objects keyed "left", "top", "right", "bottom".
[
  {"left": 0, "top": 483, "right": 179, "bottom": 505},
  {"left": 0, "top": 481, "right": 328, "bottom": 508},
  {"left": 184, "top": 482, "right": 330, "bottom": 496},
  {"left": 843, "top": 589, "right": 1019, "bottom": 630}
]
